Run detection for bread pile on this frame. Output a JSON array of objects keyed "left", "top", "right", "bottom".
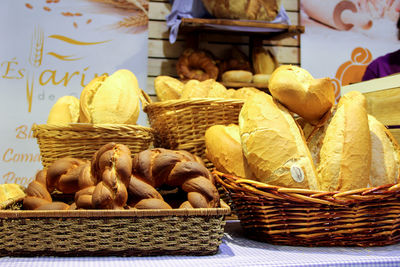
[
  {"left": 47, "top": 69, "right": 143, "bottom": 125},
  {"left": 154, "top": 76, "right": 261, "bottom": 102},
  {"left": 205, "top": 65, "right": 400, "bottom": 192},
  {"left": 201, "top": 0, "right": 281, "bottom": 22},
  {"left": 22, "top": 143, "right": 220, "bottom": 210},
  {"left": 175, "top": 46, "right": 277, "bottom": 85}
]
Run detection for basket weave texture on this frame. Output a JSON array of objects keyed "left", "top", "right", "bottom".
[
  {"left": 144, "top": 98, "right": 244, "bottom": 167},
  {"left": 215, "top": 171, "right": 400, "bottom": 247},
  {"left": 33, "top": 123, "right": 154, "bottom": 168},
  {"left": 0, "top": 201, "right": 230, "bottom": 256}
]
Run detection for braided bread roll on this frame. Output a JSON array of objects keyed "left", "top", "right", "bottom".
[
  {"left": 131, "top": 148, "right": 220, "bottom": 208},
  {"left": 23, "top": 170, "right": 70, "bottom": 210},
  {"left": 46, "top": 158, "right": 88, "bottom": 194},
  {"left": 91, "top": 143, "right": 132, "bottom": 209},
  {"left": 75, "top": 162, "right": 96, "bottom": 209}
]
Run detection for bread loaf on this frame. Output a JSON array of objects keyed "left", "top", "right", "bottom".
[
  {"left": 46, "top": 157, "right": 87, "bottom": 194},
  {"left": 79, "top": 69, "right": 141, "bottom": 124},
  {"left": 0, "top": 183, "right": 26, "bottom": 209},
  {"left": 47, "top": 95, "right": 79, "bottom": 125},
  {"left": 368, "top": 114, "right": 400, "bottom": 186},
  {"left": 23, "top": 170, "right": 70, "bottom": 210},
  {"left": 154, "top": 76, "right": 184, "bottom": 101},
  {"left": 181, "top": 79, "right": 226, "bottom": 99},
  {"left": 252, "top": 46, "right": 277, "bottom": 74},
  {"left": 201, "top": 0, "right": 281, "bottom": 21},
  {"left": 132, "top": 148, "right": 220, "bottom": 208},
  {"left": 308, "top": 91, "right": 371, "bottom": 191},
  {"left": 268, "top": 65, "right": 335, "bottom": 124},
  {"left": 222, "top": 70, "right": 253, "bottom": 83},
  {"left": 91, "top": 143, "right": 132, "bottom": 209},
  {"left": 205, "top": 124, "right": 254, "bottom": 178},
  {"left": 239, "top": 91, "right": 319, "bottom": 189}
]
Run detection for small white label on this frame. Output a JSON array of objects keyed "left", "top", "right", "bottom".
[{"left": 290, "top": 165, "right": 304, "bottom": 183}]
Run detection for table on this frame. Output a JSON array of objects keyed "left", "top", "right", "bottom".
[{"left": 1, "top": 220, "right": 400, "bottom": 267}]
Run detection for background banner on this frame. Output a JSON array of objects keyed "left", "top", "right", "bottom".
[
  {"left": 300, "top": 0, "right": 399, "bottom": 100},
  {"left": 0, "top": 0, "right": 149, "bottom": 186}
]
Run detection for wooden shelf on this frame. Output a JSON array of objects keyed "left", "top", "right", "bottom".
[{"left": 180, "top": 18, "right": 304, "bottom": 40}]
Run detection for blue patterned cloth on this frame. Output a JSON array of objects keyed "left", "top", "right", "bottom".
[{"left": 166, "top": 0, "right": 291, "bottom": 44}]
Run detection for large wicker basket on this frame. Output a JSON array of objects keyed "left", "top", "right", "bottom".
[
  {"left": 144, "top": 98, "right": 244, "bottom": 168},
  {"left": 215, "top": 170, "right": 400, "bottom": 247},
  {"left": 0, "top": 201, "right": 230, "bottom": 256},
  {"left": 33, "top": 123, "right": 154, "bottom": 168}
]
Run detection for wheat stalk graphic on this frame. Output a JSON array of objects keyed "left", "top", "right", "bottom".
[
  {"left": 29, "top": 26, "right": 44, "bottom": 68},
  {"left": 26, "top": 26, "right": 44, "bottom": 112}
]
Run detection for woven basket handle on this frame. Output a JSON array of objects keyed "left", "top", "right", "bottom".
[{"left": 139, "top": 89, "right": 152, "bottom": 109}]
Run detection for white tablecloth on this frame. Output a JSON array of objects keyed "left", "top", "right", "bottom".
[{"left": 1, "top": 220, "right": 400, "bottom": 267}]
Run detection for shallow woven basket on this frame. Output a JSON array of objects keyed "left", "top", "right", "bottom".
[
  {"left": 32, "top": 123, "right": 154, "bottom": 168},
  {"left": 144, "top": 98, "right": 244, "bottom": 168},
  {"left": 215, "top": 170, "right": 400, "bottom": 247},
  {"left": 0, "top": 201, "right": 230, "bottom": 256}
]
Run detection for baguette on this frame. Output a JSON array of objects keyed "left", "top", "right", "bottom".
[
  {"left": 308, "top": 91, "right": 371, "bottom": 191},
  {"left": 368, "top": 114, "right": 400, "bottom": 186},
  {"left": 239, "top": 91, "right": 319, "bottom": 189},
  {"left": 205, "top": 124, "right": 254, "bottom": 179}
]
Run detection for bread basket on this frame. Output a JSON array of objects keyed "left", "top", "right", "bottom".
[
  {"left": 143, "top": 98, "right": 244, "bottom": 168},
  {"left": 0, "top": 200, "right": 230, "bottom": 256},
  {"left": 33, "top": 90, "right": 154, "bottom": 168},
  {"left": 215, "top": 170, "right": 400, "bottom": 247},
  {"left": 33, "top": 123, "right": 154, "bottom": 168}
]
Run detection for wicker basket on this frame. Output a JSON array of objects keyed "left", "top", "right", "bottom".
[
  {"left": 215, "top": 170, "right": 400, "bottom": 247},
  {"left": 33, "top": 123, "right": 154, "bottom": 168},
  {"left": 0, "top": 200, "right": 230, "bottom": 256},
  {"left": 144, "top": 98, "right": 244, "bottom": 168}
]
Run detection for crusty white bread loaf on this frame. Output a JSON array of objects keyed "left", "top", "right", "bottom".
[
  {"left": 201, "top": 0, "right": 281, "bottom": 21},
  {"left": 79, "top": 69, "right": 141, "bottom": 124},
  {"left": 368, "top": 114, "right": 400, "bottom": 186},
  {"left": 47, "top": 95, "right": 79, "bottom": 125},
  {"left": 0, "top": 183, "right": 26, "bottom": 209},
  {"left": 239, "top": 91, "right": 319, "bottom": 189},
  {"left": 154, "top": 76, "right": 184, "bottom": 101},
  {"left": 268, "top": 65, "right": 335, "bottom": 124},
  {"left": 308, "top": 91, "right": 371, "bottom": 191},
  {"left": 205, "top": 124, "right": 254, "bottom": 179}
]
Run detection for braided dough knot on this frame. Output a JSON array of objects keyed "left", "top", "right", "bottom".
[
  {"left": 91, "top": 142, "right": 132, "bottom": 209},
  {"left": 131, "top": 148, "right": 220, "bottom": 209}
]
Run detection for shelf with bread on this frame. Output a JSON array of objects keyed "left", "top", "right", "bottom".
[
  {"left": 179, "top": 17, "right": 304, "bottom": 41},
  {"left": 202, "top": 65, "right": 400, "bottom": 247},
  {"left": 0, "top": 69, "right": 231, "bottom": 257}
]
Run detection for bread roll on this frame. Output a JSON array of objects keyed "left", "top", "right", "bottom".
[
  {"left": 0, "top": 183, "right": 26, "bottom": 209},
  {"left": 252, "top": 46, "right": 277, "bottom": 74},
  {"left": 154, "top": 76, "right": 184, "bottom": 101},
  {"left": 233, "top": 87, "right": 260, "bottom": 100},
  {"left": 181, "top": 79, "right": 226, "bottom": 99},
  {"left": 268, "top": 65, "right": 335, "bottom": 124},
  {"left": 79, "top": 69, "right": 141, "bottom": 124},
  {"left": 222, "top": 70, "right": 253, "bottom": 83},
  {"left": 308, "top": 91, "right": 371, "bottom": 191},
  {"left": 47, "top": 96, "right": 79, "bottom": 125},
  {"left": 252, "top": 74, "right": 270, "bottom": 84},
  {"left": 239, "top": 91, "right": 319, "bottom": 189},
  {"left": 368, "top": 114, "right": 400, "bottom": 186},
  {"left": 205, "top": 124, "right": 254, "bottom": 178}
]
